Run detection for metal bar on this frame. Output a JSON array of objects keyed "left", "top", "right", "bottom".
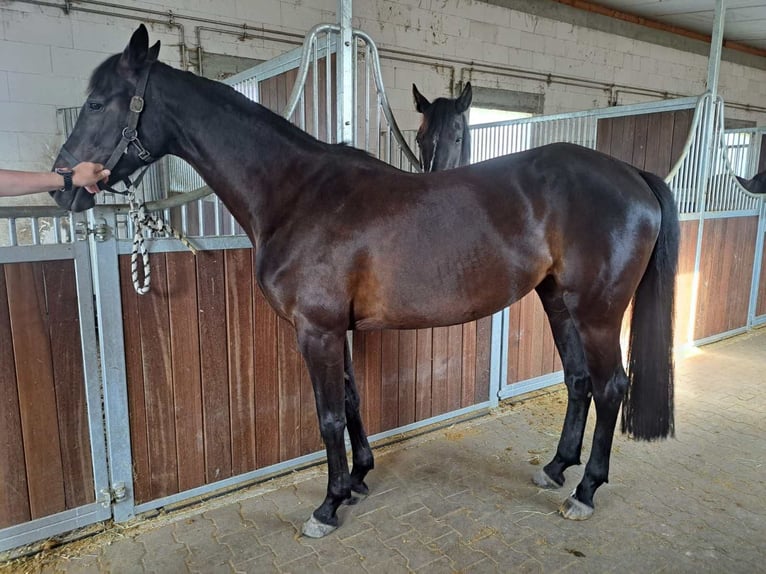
[
  {"left": 706, "top": 0, "right": 726, "bottom": 97},
  {"left": 0, "top": 243, "right": 75, "bottom": 264},
  {"left": 337, "top": 0, "right": 353, "bottom": 144},
  {"left": 214, "top": 197, "right": 221, "bottom": 236},
  {"left": 693, "top": 326, "right": 749, "bottom": 348},
  {"left": 31, "top": 217, "right": 39, "bottom": 245},
  {"left": 498, "top": 371, "right": 565, "bottom": 400},
  {"left": 89, "top": 207, "right": 136, "bottom": 523},
  {"left": 326, "top": 31, "right": 332, "bottom": 143},
  {"left": 364, "top": 44, "right": 370, "bottom": 153},
  {"left": 0, "top": 503, "right": 111, "bottom": 554},
  {"left": 353, "top": 30, "right": 421, "bottom": 171},
  {"left": 71, "top": 236, "right": 111, "bottom": 522},
  {"left": 747, "top": 200, "right": 766, "bottom": 326},
  {"left": 282, "top": 24, "right": 340, "bottom": 119},
  {"left": 312, "top": 40, "right": 319, "bottom": 138},
  {"left": 488, "top": 309, "right": 504, "bottom": 407}
]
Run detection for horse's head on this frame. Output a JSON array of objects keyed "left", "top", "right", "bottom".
[
  {"left": 51, "top": 25, "right": 164, "bottom": 211},
  {"left": 413, "top": 82, "right": 472, "bottom": 172}
]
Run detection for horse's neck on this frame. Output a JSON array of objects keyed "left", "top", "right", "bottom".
[
  {"left": 751, "top": 170, "right": 766, "bottom": 193},
  {"left": 160, "top": 67, "right": 322, "bottom": 243}
]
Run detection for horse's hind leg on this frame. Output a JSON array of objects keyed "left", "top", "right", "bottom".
[
  {"left": 559, "top": 318, "right": 627, "bottom": 520},
  {"left": 343, "top": 337, "right": 374, "bottom": 500},
  {"left": 296, "top": 326, "right": 350, "bottom": 538},
  {"left": 533, "top": 279, "right": 592, "bottom": 489}
]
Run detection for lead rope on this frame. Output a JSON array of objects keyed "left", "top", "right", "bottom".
[{"left": 128, "top": 190, "right": 198, "bottom": 294}]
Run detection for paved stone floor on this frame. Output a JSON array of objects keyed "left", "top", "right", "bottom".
[{"left": 2, "top": 330, "right": 765, "bottom": 573}]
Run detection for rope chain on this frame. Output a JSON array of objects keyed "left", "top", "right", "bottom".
[{"left": 128, "top": 191, "right": 198, "bottom": 295}]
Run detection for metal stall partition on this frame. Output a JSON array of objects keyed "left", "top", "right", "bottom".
[
  {"left": 700, "top": 119, "right": 766, "bottom": 337},
  {"left": 82, "top": 24, "right": 497, "bottom": 524},
  {"left": 0, "top": 209, "right": 111, "bottom": 553},
  {"left": 468, "top": 96, "right": 701, "bottom": 400},
  {"left": 666, "top": 99, "right": 766, "bottom": 346}
]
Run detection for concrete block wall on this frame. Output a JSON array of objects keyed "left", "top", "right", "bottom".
[{"left": 2, "top": 0, "right": 766, "bottom": 202}]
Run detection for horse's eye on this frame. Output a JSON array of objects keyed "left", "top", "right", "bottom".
[
  {"left": 456, "top": 137, "right": 462, "bottom": 143},
  {"left": 88, "top": 102, "right": 104, "bottom": 112}
]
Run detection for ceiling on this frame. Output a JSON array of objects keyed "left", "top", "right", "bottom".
[{"left": 590, "top": 1, "right": 766, "bottom": 51}]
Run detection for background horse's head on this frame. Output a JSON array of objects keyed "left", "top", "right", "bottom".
[
  {"left": 413, "top": 82, "right": 472, "bottom": 172},
  {"left": 51, "top": 25, "right": 164, "bottom": 212}
]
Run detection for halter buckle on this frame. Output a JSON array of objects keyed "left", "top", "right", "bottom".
[
  {"left": 130, "top": 96, "right": 145, "bottom": 113},
  {"left": 122, "top": 127, "right": 138, "bottom": 141}
]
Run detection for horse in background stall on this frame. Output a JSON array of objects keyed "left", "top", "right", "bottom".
[
  {"left": 413, "top": 82, "right": 472, "bottom": 172},
  {"left": 51, "top": 25, "right": 679, "bottom": 538},
  {"left": 737, "top": 170, "right": 766, "bottom": 194}
]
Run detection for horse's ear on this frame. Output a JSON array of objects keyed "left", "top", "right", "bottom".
[
  {"left": 148, "top": 40, "right": 161, "bottom": 62},
  {"left": 120, "top": 24, "right": 150, "bottom": 70},
  {"left": 455, "top": 82, "right": 472, "bottom": 114},
  {"left": 413, "top": 84, "right": 431, "bottom": 113}
]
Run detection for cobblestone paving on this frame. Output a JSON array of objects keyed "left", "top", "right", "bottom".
[{"left": 3, "top": 330, "right": 765, "bottom": 573}]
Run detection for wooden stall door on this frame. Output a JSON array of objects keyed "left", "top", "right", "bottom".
[{"left": 0, "top": 262, "right": 94, "bottom": 529}]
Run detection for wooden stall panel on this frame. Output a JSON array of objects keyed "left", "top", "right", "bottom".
[
  {"left": 0, "top": 269, "right": 30, "bottom": 529},
  {"left": 0, "top": 261, "right": 94, "bottom": 528},
  {"left": 355, "top": 319, "right": 492, "bottom": 435},
  {"left": 694, "top": 217, "right": 758, "bottom": 340},
  {"left": 597, "top": 108, "right": 693, "bottom": 177},
  {"left": 507, "top": 293, "right": 561, "bottom": 385},
  {"left": 120, "top": 249, "right": 325, "bottom": 505},
  {"left": 675, "top": 220, "right": 700, "bottom": 347}
]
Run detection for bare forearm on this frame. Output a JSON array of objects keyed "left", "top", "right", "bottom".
[
  {"left": 0, "top": 170, "right": 64, "bottom": 197},
  {"left": 0, "top": 163, "right": 110, "bottom": 198}
]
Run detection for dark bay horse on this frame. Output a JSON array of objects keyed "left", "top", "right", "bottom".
[
  {"left": 52, "top": 25, "right": 679, "bottom": 538},
  {"left": 413, "top": 82, "right": 472, "bottom": 171}
]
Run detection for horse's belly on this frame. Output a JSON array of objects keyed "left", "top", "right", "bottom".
[{"left": 352, "top": 255, "right": 544, "bottom": 331}]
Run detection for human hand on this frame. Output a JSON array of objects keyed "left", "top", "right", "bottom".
[{"left": 72, "top": 162, "right": 111, "bottom": 194}]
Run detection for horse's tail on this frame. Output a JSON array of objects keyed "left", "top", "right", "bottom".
[{"left": 622, "top": 170, "right": 680, "bottom": 440}]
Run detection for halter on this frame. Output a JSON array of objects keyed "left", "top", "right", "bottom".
[
  {"left": 60, "top": 61, "right": 198, "bottom": 295},
  {"left": 59, "top": 62, "right": 155, "bottom": 194}
]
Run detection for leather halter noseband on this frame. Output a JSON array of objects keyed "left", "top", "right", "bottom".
[{"left": 59, "top": 62, "right": 155, "bottom": 195}]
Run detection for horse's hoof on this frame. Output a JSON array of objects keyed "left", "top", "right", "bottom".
[
  {"left": 301, "top": 515, "right": 337, "bottom": 538},
  {"left": 559, "top": 496, "right": 594, "bottom": 520},
  {"left": 532, "top": 469, "right": 562, "bottom": 489}
]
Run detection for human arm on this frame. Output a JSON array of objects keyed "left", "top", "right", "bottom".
[{"left": 0, "top": 162, "right": 110, "bottom": 197}]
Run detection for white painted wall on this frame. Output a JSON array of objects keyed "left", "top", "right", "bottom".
[{"left": 1, "top": 0, "right": 766, "bottom": 197}]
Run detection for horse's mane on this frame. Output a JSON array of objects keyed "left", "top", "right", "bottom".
[{"left": 88, "top": 56, "right": 380, "bottom": 165}]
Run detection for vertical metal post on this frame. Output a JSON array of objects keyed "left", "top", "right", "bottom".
[
  {"left": 71, "top": 212, "right": 111, "bottom": 518},
  {"left": 488, "top": 309, "right": 505, "bottom": 407},
  {"left": 336, "top": 0, "right": 354, "bottom": 144},
  {"left": 706, "top": 0, "right": 726, "bottom": 97},
  {"left": 89, "top": 207, "right": 135, "bottom": 522},
  {"left": 688, "top": 0, "right": 726, "bottom": 345},
  {"left": 748, "top": 198, "right": 766, "bottom": 326}
]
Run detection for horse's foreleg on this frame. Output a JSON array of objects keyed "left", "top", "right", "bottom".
[
  {"left": 343, "top": 337, "right": 374, "bottom": 500},
  {"left": 560, "top": 322, "right": 626, "bottom": 520},
  {"left": 534, "top": 282, "right": 592, "bottom": 489},
  {"left": 297, "top": 326, "right": 350, "bottom": 538}
]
